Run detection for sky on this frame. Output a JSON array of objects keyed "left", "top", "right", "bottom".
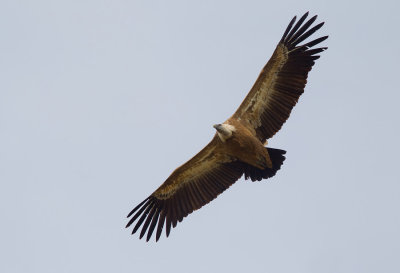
[{"left": 1, "top": 0, "right": 399, "bottom": 272}]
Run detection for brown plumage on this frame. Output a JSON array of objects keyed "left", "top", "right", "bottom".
[{"left": 126, "top": 12, "right": 328, "bottom": 241}]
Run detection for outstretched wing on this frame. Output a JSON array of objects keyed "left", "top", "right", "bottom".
[
  {"left": 232, "top": 12, "right": 328, "bottom": 143},
  {"left": 126, "top": 136, "right": 244, "bottom": 242}
]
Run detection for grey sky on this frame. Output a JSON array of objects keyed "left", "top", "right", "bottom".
[{"left": 1, "top": 0, "right": 399, "bottom": 272}]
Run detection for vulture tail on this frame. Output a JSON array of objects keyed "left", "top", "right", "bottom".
[{"left": 243, "top": 148, "right": 286, "bottom": 182}]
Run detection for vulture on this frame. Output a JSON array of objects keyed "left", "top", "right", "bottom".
[{"left": 126, "top": 12, "right": 327, "bottom": 241}]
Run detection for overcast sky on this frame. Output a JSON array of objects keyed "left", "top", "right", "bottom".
[{"left": 1, "top": 1, "right": 399, "bottom": 273}]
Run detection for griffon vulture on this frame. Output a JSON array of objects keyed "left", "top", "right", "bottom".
[{"left": 126, "top": 12, "right": 327, "bottom": 241}]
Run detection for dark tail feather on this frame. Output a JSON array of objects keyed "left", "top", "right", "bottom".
[{"left": 243, "top": 148, "right": 286, "bottom": 182}]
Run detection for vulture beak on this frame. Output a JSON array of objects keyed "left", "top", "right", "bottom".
[{"left": 213, "top": 124, "right": 222, "bottom": 132}]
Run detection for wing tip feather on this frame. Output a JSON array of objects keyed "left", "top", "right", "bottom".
[{"left": 281, "top": 12, "right": 327, "bottom": 51}]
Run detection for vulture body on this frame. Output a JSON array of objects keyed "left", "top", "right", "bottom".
[{"left": 126, "top": 12, "right": 328, "bottom": 241}]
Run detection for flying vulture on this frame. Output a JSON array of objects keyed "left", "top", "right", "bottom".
[{"left": 126, "top": 12, "right": 327, "bottom": 241}]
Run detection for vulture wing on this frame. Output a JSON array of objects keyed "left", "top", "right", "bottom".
[
  {"left": 232, "top": 12, "right": 328, "bottom": 143},
  {"left": 126, "top": 136, "right": 244, "bottom": 241}
]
